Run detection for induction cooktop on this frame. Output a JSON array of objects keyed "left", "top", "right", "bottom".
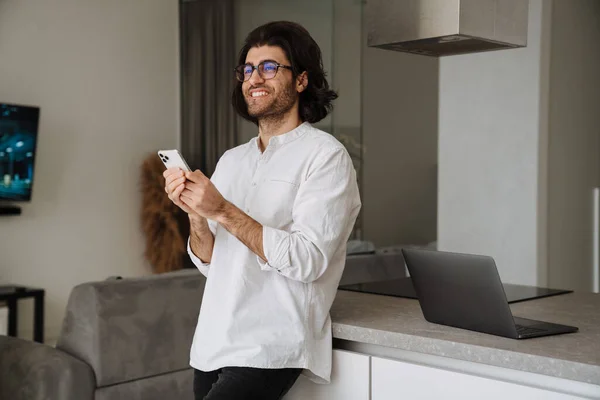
[{"left": 338, "top": 277, "right": 573, "bottom": 304}]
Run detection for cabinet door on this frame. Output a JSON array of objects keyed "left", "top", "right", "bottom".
[
  {"left": 284, "top": 349, "right": 370, "bottom": 400},
  {"left": 371, "top": 356, "right": 585, "bottom": 400}
]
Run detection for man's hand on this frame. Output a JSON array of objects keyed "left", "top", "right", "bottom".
[
  {"left": 180, "top": 170, "right": 228, "bottom": 220},
  {"left": 163, "top": 167, "right": 194, "bottom": 214}
]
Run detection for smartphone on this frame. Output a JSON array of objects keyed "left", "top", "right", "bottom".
[{"left": 157, "top": 149, "right": 192, "bottom": 172}]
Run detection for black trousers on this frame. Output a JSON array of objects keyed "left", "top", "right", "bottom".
[{"left": 194, "top": 367, "right": 302, "bottom": 400}]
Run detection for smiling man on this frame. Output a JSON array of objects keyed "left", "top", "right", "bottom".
[{"left": 164, "top": 21, "right": 361, "bottom": 400}]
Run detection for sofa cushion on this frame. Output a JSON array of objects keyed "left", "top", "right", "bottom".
[{"left": 57, "top": 269, "right": 205, "bottom": 388}]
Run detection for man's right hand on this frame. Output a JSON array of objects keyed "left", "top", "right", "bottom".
[{"left": 163, "top": 167, "right": 194, "bottom": 215}]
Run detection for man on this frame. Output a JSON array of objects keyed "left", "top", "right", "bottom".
[{"left": 164, "top": 21, "right": 361, "bottom": 400}]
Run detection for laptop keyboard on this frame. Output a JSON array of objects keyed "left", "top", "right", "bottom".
[{"left": 516, "top": 325, "right": 546, "bottom": 336}]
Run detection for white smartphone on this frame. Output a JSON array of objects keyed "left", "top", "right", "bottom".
[{"left": 157, "top": 149, "right": 192, "bottom": 172}]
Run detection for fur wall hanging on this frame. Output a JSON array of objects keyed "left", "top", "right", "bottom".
[{"left": 140, "top": 152, "right": 187, "bottom": 273}]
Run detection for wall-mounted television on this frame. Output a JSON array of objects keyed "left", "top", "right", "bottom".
[{"left": 0, "top": 103, "right": 40, "bottom": 202}]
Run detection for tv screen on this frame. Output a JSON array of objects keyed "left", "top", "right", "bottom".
[{"left": 0, "top": 103, "right": 40, "bottom": 201}]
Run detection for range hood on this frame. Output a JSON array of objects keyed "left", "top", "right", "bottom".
[{"left": 366, "top": 0, "right": 529, "bottom": 57}]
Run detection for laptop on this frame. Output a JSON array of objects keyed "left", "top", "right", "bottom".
[{"left": 401, "top": 248, "right": 579, "bottom": 339}]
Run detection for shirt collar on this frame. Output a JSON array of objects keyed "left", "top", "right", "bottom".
[
  {"left": 270, "top": 121, "right": 310, "bottom": 146},
  {"left": 253, "top": 121, "right": 311, "bottom": 153}
]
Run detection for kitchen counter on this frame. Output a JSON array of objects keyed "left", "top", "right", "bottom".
[{"left": 330, "top": 289, "right": 600, "bottom": 386}]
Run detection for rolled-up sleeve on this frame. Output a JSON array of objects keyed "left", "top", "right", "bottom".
[
  {"left": 188, "top": 218, "right": 217, "bottom": 277},
  {"left": 257, "top": 147, "right": 361, "bottom": 283},
  {"left": 187, "top": 157, "right": 224, "bottom": 277}
]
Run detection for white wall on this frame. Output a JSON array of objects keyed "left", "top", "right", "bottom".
[
  {"left": 546, "top": 0, "right": 600, "bottom": 291},
  {"left": 437, "top": 0, "right": 550, "bottom": 285},
  {"left": 0, "top": 0, "right": 180, "bottom": 342}
]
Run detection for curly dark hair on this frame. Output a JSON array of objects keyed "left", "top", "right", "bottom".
[{"left": 232, "top": 21, "right": 338, "bottom": 125}]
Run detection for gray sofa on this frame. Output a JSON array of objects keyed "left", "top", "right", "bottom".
[{"left": 0, "top": 269, "right": 206, "bottom": 400}]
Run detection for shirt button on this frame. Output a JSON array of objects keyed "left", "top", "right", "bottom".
[
  {"left": 252, "top": 182, "right": 256, "bottom": 186},
  {"left": 246, "top": 208, "right": 250, "bottom": 213}
]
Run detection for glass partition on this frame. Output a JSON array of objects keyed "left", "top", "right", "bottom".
[{"left": 234, "top": 0, "right": 364, "bottom": 239}]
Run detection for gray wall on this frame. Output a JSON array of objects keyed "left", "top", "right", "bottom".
[
  {"left": 361, "top": 32, "right": 439, "bottom": 247},
  {"left": 331, "top": 0, "right": 364, "bottom": 238},
  {"left": 0, "top": 0, "right": 180, "bottom": 342},
  {"left": 437, "top": 0, "right": 549, "bottom": 285},
  {"left": 546, "top": 0, "right": 600, "bottom": 291}
]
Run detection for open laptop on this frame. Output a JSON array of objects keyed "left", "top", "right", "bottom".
[{"left": 401, "top": 248, "right": 578, "bottom": 339}]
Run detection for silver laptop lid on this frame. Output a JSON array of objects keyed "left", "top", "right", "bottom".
[{"left": 401, "top": 248, "right": 518, "bottom": 337}]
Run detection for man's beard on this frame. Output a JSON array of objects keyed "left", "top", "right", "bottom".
[{"left": 246, "top": 81, "right": 297, "bottom": 122}]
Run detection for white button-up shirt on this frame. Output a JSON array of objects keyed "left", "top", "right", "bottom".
[{"left": 188, "top": 122, "right": 361, "bottom": 383}]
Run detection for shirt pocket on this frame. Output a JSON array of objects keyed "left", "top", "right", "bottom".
[{"left": 253, "top": 178, "right": 299, "bottom": 229}]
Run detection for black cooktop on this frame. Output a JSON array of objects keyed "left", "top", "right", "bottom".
[{"left": 339, "top": 277, "right": 573, "bottom": 304}]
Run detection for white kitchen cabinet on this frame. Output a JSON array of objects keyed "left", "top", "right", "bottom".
[
  {"left": 284, "top": 349, "right": 370, "bottom": 400},
  {"left": 371, "top": 356, "right": 585, "bottom": 400}
]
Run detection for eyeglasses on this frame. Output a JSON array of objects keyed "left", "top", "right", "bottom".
[{"left": 234, "top": 61, "right": 293, "bottom": 82}]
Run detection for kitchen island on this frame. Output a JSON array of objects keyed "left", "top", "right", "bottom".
[{"left": 285, "top": 290, "right": 600, "bottom": 399}]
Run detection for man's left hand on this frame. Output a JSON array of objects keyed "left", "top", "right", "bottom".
[{"left": 180, "top": 170, "right": 228, "bottom": 220}]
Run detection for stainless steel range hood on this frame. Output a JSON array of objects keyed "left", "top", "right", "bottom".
[{"left": 366, "top": 0, "right": 529, "bottom": 57}]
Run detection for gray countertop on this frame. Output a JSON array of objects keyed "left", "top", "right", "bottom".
[{"left": 330, "top": 290, "right": 600, "bottom": 385}]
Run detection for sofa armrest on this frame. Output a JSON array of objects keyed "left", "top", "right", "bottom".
[
  {"left": 0, "top": 335, "right": 95, "bottom": 400},
  {"left": 58, "top": 269, "right": 206, "bottom": 387}
]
